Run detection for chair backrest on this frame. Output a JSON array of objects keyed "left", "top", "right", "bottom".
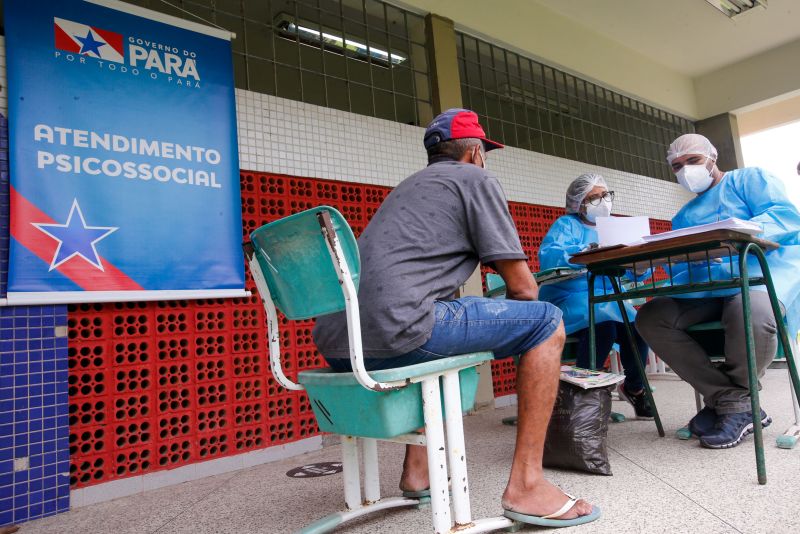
[
  {"left": 249, "top": 206, "right": 360, "bottom": 320},
  {"left": 485, "top": 270, "right": 554, "bottom": 296},
  {"left": 485, "top": 273, "right": 505, "bottom": 292}
]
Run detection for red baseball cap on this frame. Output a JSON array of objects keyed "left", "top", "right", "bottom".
[{"left": 423, "top": 108, "right": 504, "bottom": 151}]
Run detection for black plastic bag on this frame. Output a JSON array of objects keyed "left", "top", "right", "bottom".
[{"left": 543, "top": 382, "right": 613, "bottom": 475}]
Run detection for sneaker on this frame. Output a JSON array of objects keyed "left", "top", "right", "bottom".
[
  {"left": 699, "top": 410, "right": 773, "bottom": 449},
  {"left": 688, "top": 406, "right": 717, "bottom": 437},
  {"left": 618, "top": 383, "right": 655, "bottom": 419}
]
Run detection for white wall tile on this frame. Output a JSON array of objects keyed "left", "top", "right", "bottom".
[{"left": 235, "top": 89, "right": 693, "bottom": 220}]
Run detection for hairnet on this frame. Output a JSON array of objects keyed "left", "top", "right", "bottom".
[
  {"left": 666, "top": 133, "right": 718, "bottom": 164},
  {"left": 565, "top": 173, "right": 607, "bottom": 214}
]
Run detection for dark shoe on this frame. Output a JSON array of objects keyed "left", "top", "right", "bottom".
[
  {"left": 618, "top": 383, "right": 655, "bottom": 419},
  {"left": 688, "top": 406, "right": 717, "bottom": 437},
  {"left": 699, "top": 410, "right": 773, "bottom": 449}
]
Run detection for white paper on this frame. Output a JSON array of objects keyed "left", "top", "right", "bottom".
[
  {"left": 640, "top": 218, "right": 763, "bottom": 243},
  {"left": 595, "top": 216, "right": 651, "bottom": 247}
]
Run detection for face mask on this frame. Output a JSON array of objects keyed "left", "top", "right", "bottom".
[
  {"left": 584, "top": 199, "right": 612, "bottom": 223},
  {"left": 473, "top": 146, "right": 486, "bottom": 169},
  {"left": 676, "top": 163, "right": 713, "bottom": 193}
]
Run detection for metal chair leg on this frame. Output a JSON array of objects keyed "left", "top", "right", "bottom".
[
  {"left": 608, "top": 348, "right": 625, "bottom": 422},
  {"left": 609, "top": 277, "right": 665, "bottom": 437},
  {"left": 588, "top": 273, "right": 597, "bottom": 370},
  {"left": 610, "top": 349, "right": 621, "bottom": 374},
  {"left": 610, "top": 350, "right": 622, "bottom": 400},
  {"left": 341, "top": 436, "right": 362, "bottom": 510},
  {"left": 443, "top": 371, "right": 472, "bottom": 527},
  {"left": 362, "top": 438, "right": 380, "bottom": 504},
  {"left": 777, "top": 338, "right": 800, "bottom": 449},
  {"left": 777, "top": 383, "right": 800, "bottom": 449},
  {"left": 739, "top": 246, "right": 767, "bottom": 485},
  {"left": 421, "top": 377, "right": 452, "bottom": 533}
]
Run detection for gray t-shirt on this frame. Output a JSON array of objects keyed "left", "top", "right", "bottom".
[{"left": 312, "top": 160, "right": 527, "bottom": 360}]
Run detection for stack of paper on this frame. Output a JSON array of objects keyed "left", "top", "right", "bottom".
[
  {"left": 559, "top": 365, "right": 625, "bottom": 389},
  {"left": 596, "top": 216, "right": 651, "bottom": 247},
  {"left": 641, "top": 218, "right": 762, "bottom": 244}
]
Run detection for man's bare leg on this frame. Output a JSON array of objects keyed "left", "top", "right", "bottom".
[
  {"left": 399, "top": 441, "right": 428, "bottom": 493},
  {"left": 400, "top": 323, "right": 594, "bottom": 518},
  {"left": 501, "top": 322, "right": 593, "bottom": 518}
]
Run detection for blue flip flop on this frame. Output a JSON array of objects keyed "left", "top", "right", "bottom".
[
  {"left": 402, "top": 478, "right": 452, "bottom": 499},
  {"left": 401, "top": 486, "right": 453, "bottom": 499},
  {"left": 504, "top": 494, "right": 601, "bottom": 528},
  {"left": 402, "top": 488, "right": 432, "bottom": 498}
]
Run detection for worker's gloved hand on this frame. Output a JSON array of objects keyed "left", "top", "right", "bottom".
[{"left": 583, "top": 242, "right": 599, "bottom": 252}]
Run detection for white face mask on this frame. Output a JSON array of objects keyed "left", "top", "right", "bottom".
[
  {"left": 676, "top": 162, "right": 714, "bottom": 194},
  {"left": 584, "top": 199, "right": 612, "bottom": 223},
  {"left": 473, "top": 146, "right": 486, "bottom": 169}
]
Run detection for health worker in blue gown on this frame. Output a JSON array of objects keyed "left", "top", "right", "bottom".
[
  {"left": 539, "top": 173, "right": 654, "bottom": 419},
  {"left": 636, "top": 133, "right": 800, "bottom": 449}
]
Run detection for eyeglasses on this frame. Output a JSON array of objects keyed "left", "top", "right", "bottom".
[{"left": 585, "top": 191, "right": 614, "bottom": 206}]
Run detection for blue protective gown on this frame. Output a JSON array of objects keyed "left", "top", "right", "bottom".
[
  {"left": 538, "top": 214, "right": 638, "bottom": 335},
  {"left": 670, "top": 167, "right": 800, "bottom": 337}
]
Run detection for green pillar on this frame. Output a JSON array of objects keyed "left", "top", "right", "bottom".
[
  {"left": 695, "top": 112, "right": 744, "bottom": 171},
  {"left": 425, "top": 14, "right": 462, "bottom": 114}
]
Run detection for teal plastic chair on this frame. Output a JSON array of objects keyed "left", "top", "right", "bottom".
[
  {"left": 245, "top": 206, "right": 520, "bottom": 533},
  {"left": 675, "top": 320, "right": 800, "bottom": 448}
]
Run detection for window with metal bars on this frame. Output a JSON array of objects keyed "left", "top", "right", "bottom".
[
  {"left": 123, "top": 0, "right": 433, "bottom": 126},
  {"left": 456, "top": 31, "right": 694, "bottom": 182}
]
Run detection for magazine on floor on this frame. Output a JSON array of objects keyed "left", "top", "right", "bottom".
[{"left": 559, "top": 365, "right": 625, "bottom": 389}]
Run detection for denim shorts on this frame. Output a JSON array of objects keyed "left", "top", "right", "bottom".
[{"left": 327, "top": 296, "right": 562, "bottom": 372}]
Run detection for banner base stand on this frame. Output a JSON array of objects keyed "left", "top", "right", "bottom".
[{"left": 1, "top": 289, "right": 251, "bottom": 306}]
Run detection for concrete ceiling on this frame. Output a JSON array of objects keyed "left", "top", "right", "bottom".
[{"left": 533, "top": 0, "right": 800, "bottom": 77}]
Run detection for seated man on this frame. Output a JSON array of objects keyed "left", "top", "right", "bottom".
[
  {"left": 313, "top": 109, "right": 597, "bottom": 524},
  {"left": 636, "top": 133, "right": 800, "bottom": 449},
  {"left": 539, "top": 173, "right": 653, "bottom": 419}
]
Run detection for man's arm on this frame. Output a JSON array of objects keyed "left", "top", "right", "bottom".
[
  {"left": 738, "top": 168, "right": 800, "bottom": 244},
  {"left": 495, "top": 259, "right": 538, "bottom": 301}
]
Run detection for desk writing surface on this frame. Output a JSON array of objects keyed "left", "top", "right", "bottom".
[
  {"left": 569, "top": 230, "right": 778, "bottom": 270},
  {"left": 535, "top": 267, "right": 587, "bottom": 284}
]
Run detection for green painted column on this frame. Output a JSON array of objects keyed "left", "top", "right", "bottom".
[
  {"left": 695, "top": 112, "right": 745, "bottom": 171},
  {"left": 425, "top": 14, "right": 463, "bottom": 114}
]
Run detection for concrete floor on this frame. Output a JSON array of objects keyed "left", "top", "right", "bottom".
[{"left": 18, "top": 368, "right": 800, "bottom": 534}]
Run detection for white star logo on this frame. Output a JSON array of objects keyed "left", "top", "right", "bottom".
[{"left": 32, "top": 198, "right": 118, "bottom": 271}]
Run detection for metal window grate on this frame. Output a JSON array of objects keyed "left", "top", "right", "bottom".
[
  {"left": 456, "top": 31, "right": 693, "bottom": 182},
  {"left": 125, "top": 0, "right": 433, "bottom": 126}
]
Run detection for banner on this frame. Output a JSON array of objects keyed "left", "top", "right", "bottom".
[{"left": 3, "top": 0, "right": 246, "bottom": 304}]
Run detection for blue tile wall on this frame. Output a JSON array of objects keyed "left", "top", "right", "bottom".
[
  {"left": 0, "top": 306, "right": 70, "bottom": 526},
  {"left": 0, "top": 112, "right": 71, "bottom": 527},
  {"left": 0, "top": 110, "right": 7, "bottom": 296}
]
